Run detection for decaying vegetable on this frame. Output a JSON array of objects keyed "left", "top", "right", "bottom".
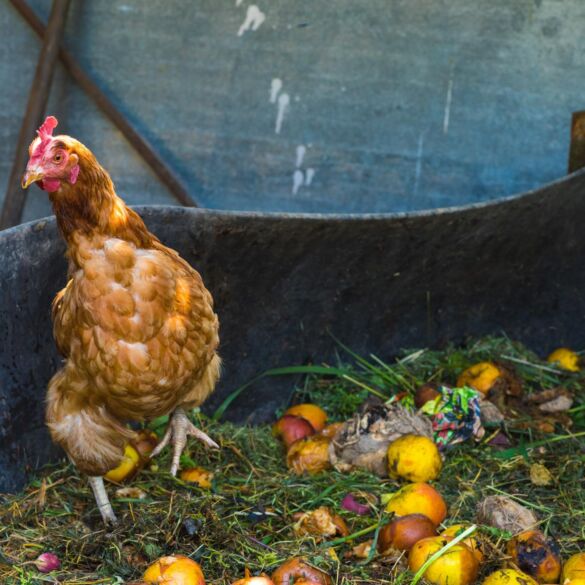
[
  {"left": 350, "top": 540, "right": 373, "bottom": 559},
  {"left": 378, "top": 513, "right": 437, "bottom": 553},
  {"left": 273, "top": 415, "right": 316, "bottom": 448},
  {"left": 104, "top": 444, "right": 141, "bottom": 483},
  {"left": 287, "top": 435, "right": 332, "bottom": 475},
  {"left": 547, "top": 348, "right": 580, "bottom": 372},
  {"left": 271, "top": 558, "right": 332, "bottom": 585},
  {"left": 408, "top": 536, "right": 479, "bottom": 585},
  {"left": 479, "top": 400, "right": 505, "bottom": 425},
  {"left": 441, "top": 524, "right": 485, "bottom": 563},
  {"left": 180, "top": 467, "right": 214, "bottom": 489},
  {"left": 525, "top": 387, "right": 574, "bottom": 413},
  {"left": 293, "top": 506, "right": 349, "bottom": 541},
  {"left": 329, "top": 402, "right": 433, "bottom": 477},
  {"left": 115, "top": 487, "right": 147, "bottom": 500},
  {"left": 563, "top": 553, "right": 585, "bottom": 582},
  {"left": 132, "top": 429, "right": 159, "bottom": 460},
  {"left": 144, "top": 555, "right": 205, "bottom": 585},
  {"left": 507, "top": 530, "right": 562, "bottom": 583},
  {"left": 476, "top": 496, "right": 538, "bottom": 535},
  {"left": 387, "top": 434, "right": 442, "bottom": 482},
  {"left": 35, "top": 552, "right": 60, "bottom": 573},
  {"left": 341, "top": 493, "right": 371, "bottom": 516},
  {"left": 320, "top": 422, "right": 344, "bottom": 439},
  {"left": 482, "top": 569, "right": 538, "bottom": 585},
  {"left": 529, "top": 463, "right": 553, "bottom": 487},
  {"left": 284, "top": 404, "right": 328, "bottom": 432},
  {"left": 385, "top": 482, "right": 447, "bottom": 526}
]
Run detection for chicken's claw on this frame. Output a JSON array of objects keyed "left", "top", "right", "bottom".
[{"left": 151, "top": 407, "right": 219, "bottom": 476}]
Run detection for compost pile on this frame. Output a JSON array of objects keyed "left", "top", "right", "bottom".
[{"left": 1, "top": 337, "right": 585, "bottom": 585}]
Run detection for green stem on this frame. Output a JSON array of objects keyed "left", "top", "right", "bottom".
[{"left": 321, "top": 518, "right": 389, "bottom": 548}]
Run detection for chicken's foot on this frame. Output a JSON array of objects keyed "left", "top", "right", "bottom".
[
  {"left": 151, "top": 407, "right": 219, "bottom": 476},
  {"left": 88, "top": 476, "right": 117, "bottom": 524}
]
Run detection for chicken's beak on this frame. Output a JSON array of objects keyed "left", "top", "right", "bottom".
[{"left": 21, "top": 169, "right": 43, "bottom": 189}]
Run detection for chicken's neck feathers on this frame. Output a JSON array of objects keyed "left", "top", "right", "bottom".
[{"left": 49, "top": 149, "right": 154, "bottom": 253}]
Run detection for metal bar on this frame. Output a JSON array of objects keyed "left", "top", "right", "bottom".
[
  {"left": 1, "top": 0, "right": 71, "bottom": 229},
  {"left": 8, "top": 0, "right": 199, "bottom": 216},
  {"left": 568, "top": 111, "right": 585, "bottom": 174}
]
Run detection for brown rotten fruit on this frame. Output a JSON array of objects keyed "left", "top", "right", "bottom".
[
  {"left": 272, "top": 558, "right": 332, "bottom": 585},
  {"left": 378, "top": 513, "right": 437, "bottom": 553},
  {"left": 507, "top": 529, "right": 562, "bottom": 584}
]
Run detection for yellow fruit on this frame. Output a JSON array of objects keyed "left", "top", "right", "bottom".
[
  {"left": 408, "top": 536, "right": 479, "bottom": 585},
  {"left": 385, "top": 482, "right": 447, "bottom": 527},
  {"left": 547, "top": 348, "right": 580, "bottom": 372},
  {"left": 105, "top": 444, "right": 140, "bottom": 483},
  {"left": 565, "top": 580, "right": 585, "bottom": 585},
  {"left": 286, "top": 435, "right": 332, "bottom": 475},
  {"left": 180, "top": 467, "right": 214, "bottom": 489},
  {"left": 457, "top": 361, "right": 502, "bottom": 394},
  {"left": 441, "top": 524, "right": 484, "bottom": 563},
  {"left": 482, "top": 569, "right": 538, "bottom": 585},
  {"left": 144, "top": 555, "right": 205, "bottom": 585},
  {"left": 563, "top": 553, "right": 585, "bottom": 582},
  {"left": 507, "top": 529, "right": 562, "bottom": 583},
  {"left": 387, "top": 434, "right": 442, "bottom": 482},
  {"left": 284, "top": 404, "right": 328, "bottom": 432}
]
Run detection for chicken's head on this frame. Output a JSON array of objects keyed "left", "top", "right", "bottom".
[{"left": 21, "top": 116, "right": 80, "bottom": 193}]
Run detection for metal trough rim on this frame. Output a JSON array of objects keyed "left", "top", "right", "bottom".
[{"left": 2, "top": 167, "right": 585, "bottom": 239}]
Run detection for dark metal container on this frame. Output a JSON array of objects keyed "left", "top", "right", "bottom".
[{"left": 2, "top": 170, "right": 585, "bottom": 490}]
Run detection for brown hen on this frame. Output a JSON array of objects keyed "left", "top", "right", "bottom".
[{"left": 22, "top": 117, "right": 220, "bottom": 523}]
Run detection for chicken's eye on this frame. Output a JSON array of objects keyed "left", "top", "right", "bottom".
[{"left": 54, "top": 153, "right": 63, "bottom": 163}]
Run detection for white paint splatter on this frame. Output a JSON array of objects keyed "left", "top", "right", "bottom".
[
  {"left": 292, "top": 170, "right": 304, "bottom": 195},
  {"left": 296, "top": 145, "right": 306, "bottom": 168},
  {"left": 443, "top": 77, "right": 454, "bottom": 134},
  {"left": 275, "top": 93, "right": 290, "bottom": 134},
  {"left": 305, "top": 168, "right": 315, "bottom": 186},
  {"left": 118, "top": 4, "right": 135, "bottom": 13},
  {"left": 270, "top": 78, "right": 282, "bottom": 103},
  {"left": 413, "top": 133, "right": 425, "bottom": 196},
  {"left": 238, "top": 5, "right": 266, "bottom": 36},
  {"left": 236, "top": 0, "right": 244, "bottom": 5}
]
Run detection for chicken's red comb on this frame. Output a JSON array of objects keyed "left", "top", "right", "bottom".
[{"left": 37, "top": 116, "right": 58, "bottom": 141}]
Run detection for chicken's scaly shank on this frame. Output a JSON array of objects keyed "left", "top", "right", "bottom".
[{"left": 22, "top": 117, "right": 221, "bottom": 523}]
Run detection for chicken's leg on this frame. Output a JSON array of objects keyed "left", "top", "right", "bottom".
[
  {"left": 88, "top": 476, "right": 117, "bottom": 524},
  {"left": 151, "top": 407, "right": 219, "bottom": 476}
]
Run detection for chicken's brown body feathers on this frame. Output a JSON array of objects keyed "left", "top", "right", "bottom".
[{"left": 45, "top": 139, "right": 220, "bottom": 476}]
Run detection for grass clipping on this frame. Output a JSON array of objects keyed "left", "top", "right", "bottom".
[{"left": 1, "top": 336, "right": 585, "bottom": 584}]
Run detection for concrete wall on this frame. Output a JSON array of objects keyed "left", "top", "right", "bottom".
[{"left": 0, "top": 0, "right": 584, "bottom": 221}]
